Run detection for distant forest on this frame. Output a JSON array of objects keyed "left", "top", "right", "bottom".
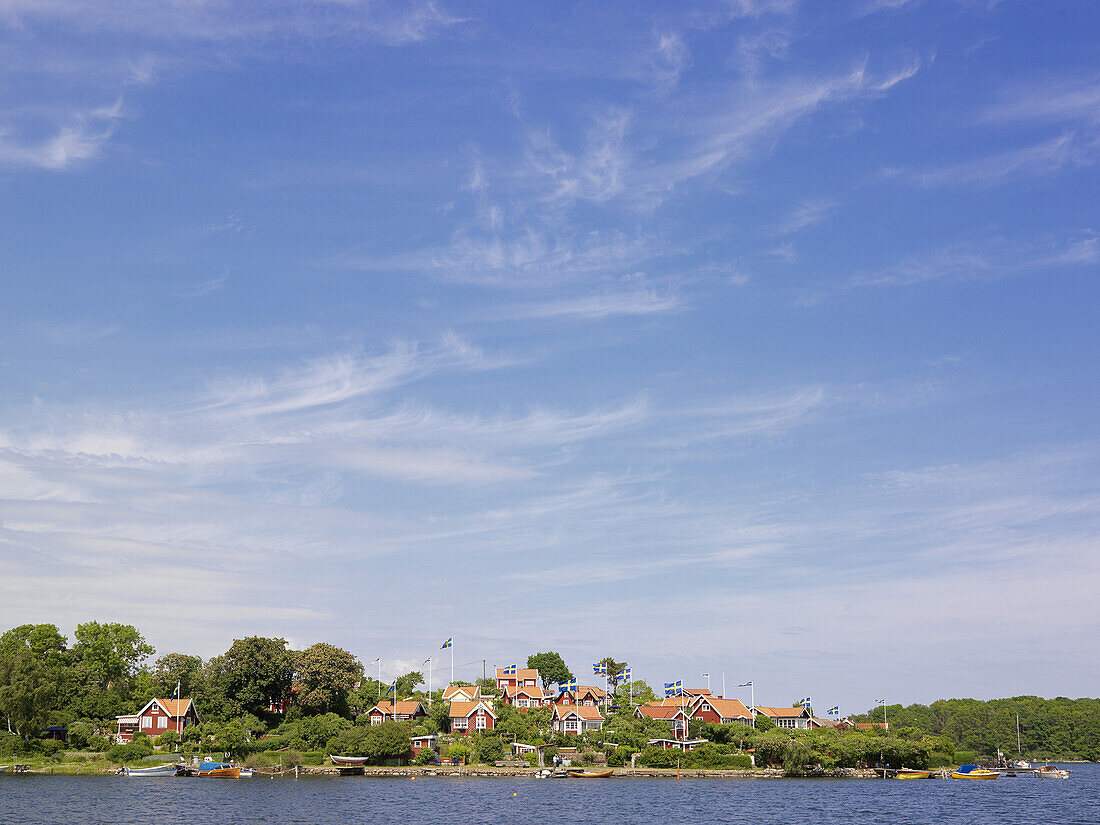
[{"left": 853, "top": 696, "right": 1100, "bottom": 761}]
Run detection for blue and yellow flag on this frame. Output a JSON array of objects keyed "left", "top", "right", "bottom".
[
  {"left": 798, "top": 697, "right": 811, "bottom": 707},
  {"left": 623, "top": 667, "right": 632, "bottom": 680},
  {"left": 701, "top": 673, "right": 709, "bottom": 679},
  {"left": 385, "top": 680, "right": 397, "bottom": 696},
  {"left": 172, "top": 680, "right": 180, "bottom": 700},
  {"left": 441, "top": 638, "right": 452, "bottom": 649},
  {"left": 592, "top": 663, "right": 607, "bottom": 674},
  {"left": 735, "top": 680, "right": 752, "bottom": 687},
  {"left": 664, "top": 680, "right": 683, "bottom": 697},
  {"left": 503, "top": 664, "right": 517, "bottom": 676},
  {"left": 558, "top": 678, "right": 577, "bottom": 692},
  {"left": 828, "top": 706, "right": 840, "bottom": 716}
]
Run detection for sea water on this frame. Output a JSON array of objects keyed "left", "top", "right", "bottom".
[{"left": 1, "top": 764, "right": 1096, "bottom": 825}]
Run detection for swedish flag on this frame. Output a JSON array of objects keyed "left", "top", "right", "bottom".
[
  {"left": 385, "top": 680, "right": 397, "bottom": 696},
  {"left": 664, "top": 680, "right": 683, "bottom": 697},
  {"left": 503, "top": 664, "right": 517, "bottom": 676},
  {"left": 735, "top": 681, "right": 752, "bottom": 687},
  {"left": 592, "top": 663, "right": 607, "bottom": 674},
  {"left": 828, "top": 706, "right": 840, "bottom": 716},
  {"left": 171, "top": 680, "right": 180, "bottom": 700},
  {"left": 623, "top": 667, "right": 631, "bottom": 680},
  {"left": 701, "top": 673, "right": 709, "bottom": 679},
  {"left": 798, "top": 697, "right": 811, "bottom": 707},
  {"left": 558, "top": 678, "right": 577, "bottom": 692},
  {"left": 441, "top": 638, "right": 452, "bottom": 649}
]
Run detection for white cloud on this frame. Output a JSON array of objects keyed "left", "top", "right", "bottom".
[
  {"left": 0, "top": 98, "right": 124, "bottom": 169},
  {"left": 506, "top": 290, "right": 684, "bottom": 321},
  {"left": 885, "top": 133, "right": 1086, "bottom": 187}
]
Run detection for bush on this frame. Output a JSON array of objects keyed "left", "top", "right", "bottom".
[
  {"left": 88, "top": 735, "right": 110, "bottom": 752},
  {"left": 107, "top": 742, "right": 155, "bottom": 764},
  {"left": 304, "top": 751, "right": 325, "bottom": 766},
  {"left": 413, "top": 748, "right": 438, "bottom": 765},
  {"left": 244, "top": 752, "right": 274, "bottom": 769},
  {"left": 42, "top": 740, "right": 65, "bottom": 756},
  {"left": 280, "top": 749, "right": 304, "bottom": 768},
  {"left": 446, "top": 742, "right": 471, "bottom": 764}
]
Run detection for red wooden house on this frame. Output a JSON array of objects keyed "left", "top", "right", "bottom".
[
  {"left": 555, "top": 685, "right": 606, "bottom": 706},
  {"left": 448, "top": 700, "right": 497, "bottom": 734},
  {"left": 635, "top": 702, "right": 691, "bottom": 739},
  {"left": 495, "top": 667, "right": 540, "bottom": 691},
  {"left": 689, "top": 696, "right": 754, "bottom": 726},
  {"left": 501, "top": 684, "right": 552, "bottom": 710},
  {"left": 366, "top": 699, "right": 427, "bottom": 725},
  {"left": 115, "top": 697, "right": 201, "bottom": 743}
]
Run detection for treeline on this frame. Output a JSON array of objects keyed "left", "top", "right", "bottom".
[{"left": 851, "top": 696, "right": 1100, "bottom": 761}]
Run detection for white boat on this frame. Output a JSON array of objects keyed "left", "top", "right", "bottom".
[
  {"left": 1038, "top": 765, "right": 1069, "bottom": 779},
  {"left": 123, "top": 764, "right": 181, "bottom": 777},
  {"left": 239, "top": 769, "right": 254, "bottom": 777}
]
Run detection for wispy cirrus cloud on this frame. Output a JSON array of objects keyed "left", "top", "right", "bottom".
[
  {"left": 0, "top": 98, "right": 124, "bottom": 169},
  {"left": 883, "top": 133, "right": 1086, "bottom": 187},
  {"left": 505, "top": 289, "right": 684, "bottom": 321}
]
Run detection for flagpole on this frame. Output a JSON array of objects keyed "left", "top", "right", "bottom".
[
  {"left": 451, "top": 642, "right": 454, "bottom": 687},
  {"left": 428, "top": 657, "right": 432, "bottom": 707},
  {"left": 721, "top": 673, "right": 725, "bottom": 700},
  {"left": 751, "top": 682, "right": 755, "bottom": 729}
]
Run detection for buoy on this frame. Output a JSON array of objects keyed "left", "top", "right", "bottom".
[{"left": 512, "top": 792, "right": 517, "bottom": 796}]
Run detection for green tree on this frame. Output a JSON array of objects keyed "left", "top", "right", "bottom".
[
  {"left": 364, "top": 720, "right": 411, "bottom": 760},
  {"left": 527, "top": 652, "right": 573, "bottom": 689},
  {"left": 595, "top": 657, "right": 628, "bottom": 693},
  {"left": 153, "top": 653, "right": 203, "bottom": 698},
  {"left": 72, "top": 622, "right": 154, "bottom": 689},
  {"left": 296, "top": 643, "right": 361, "bottom": 716},
  {"left": 394, "top": 671, "right": 424, "bottom": 699},
  {"left": 214, "top": 637, "right": 295, "bottom": 718},
  {"left": 0, "top": 646, "right": 51, "bottom": 737}
]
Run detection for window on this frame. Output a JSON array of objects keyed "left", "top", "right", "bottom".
[
  {"left": 476, "top": 715, "right": 487, "bottom": 730},
  {"left": 158, "top": 717, "right": 167, "bottom": 729},
  {"left": 453, "top": 718, "right": 467, "bottom": 729},
  {"left": 700, "top": 703, "right": 711, "bottom": 712},
  {"left": 565, "top": 720, "right": 578, "bottom": 731},
  {"left": 142, "top": 717, "right": 152, "bottom": 729},
  {"left": 518, "top": 698, "right": 528, "bottom": 707},
  {"left": 370, "top": 715, "right": 382, "bottom": 726}
]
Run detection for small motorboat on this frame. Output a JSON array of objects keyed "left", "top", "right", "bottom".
[
  {"left": 239, "top": 769, "right": 254, "bottom": 777},
  {"left": 329, "top": 755, "right": 370, "bottom": 766},
  {"left": 567, "top": 769, "right": 615, "bottom": 778},
  {"left": 951, "top": 764, "right": 999, "bottom": 780},
  {"left": 197, "top": 761, "right": 242, "bottom": 778},
  {"left": 1037, "top": 765, "right": 1069, "bottom": 779},
  {"left": 122, "top": 764, "right": 182, "bottom": 777},
  {"left": 895, "top": 769, "right": 932, "bottom": 779}
]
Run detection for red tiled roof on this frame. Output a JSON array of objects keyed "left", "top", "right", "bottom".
[
  {"left": 449, "top": 700, "right": 497, "bottom": 719},
  {"left": 442, "top": 685, "right": 480, "bottom": 700},
  {"left": 554, "top": 703, "right": 604, "bottom": 721},
  {"left": 636, "top": 704, "right": 688, "bottom": 720},
  {"left": 496, "top": 668, "right": 539, "bottom": 681},
  {"left": 754, "top": 705, "right": 810, "bottom": 718},
  {"left": 694, "top": 696, "right": 753, "bottom": 719},
  {"left": 370, "top": 700, "right": 425, "bottom": 716}
]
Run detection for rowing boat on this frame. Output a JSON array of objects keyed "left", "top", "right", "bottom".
[
  {"left": 568, "top": 769, "right": 615, "bottom": 778},
  {"left": 197, "top": 761, "right": 242, "bottom": 778},
  {"left": 895, "top": 769, "right": 932, "bottom": 779},
  {"left": 329, "top": 755, "right": 370, "bottom": 766},
  {"left": 123, "top": 765, "right": 181, "bottom": 777}
]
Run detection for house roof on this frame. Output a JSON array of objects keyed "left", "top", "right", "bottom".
[
  {"left": 558, "top": 684, "right": 607, "bottom": 699},
  {"left": 496, "top": 667, "right": 539, "bottom": 681},
  {"left": 682, "top": 688, "right": 712, "bottom": 696},
  {"left": 504, "top": 684, "right": 549, "bottom": 699},
  {"left": 442, "top": 685, "right": 480, "bottom": 700},
  {"left": 754, "top": 705, "right": 811, "bottom": 718},
  {"left": 449, "top": 700, "right": 498, "bottom": 719},
  {"left": 694, "top": 696, "right": 753, "bottom": 719},
  {"left": 851, "top": 721, "right": 888, "bottom": 729},
  {"left": 553, "top": 703, "right": 604, "bottom": 721},
  {"left": 369, "top": 700, "right": 425, "bottom": 716},
  {"left": 636, "top": 703, "right": 688, "bottom": 720}
]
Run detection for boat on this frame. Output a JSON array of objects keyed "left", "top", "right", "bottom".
[
  {"left": 951, "top": 764, "right": 999, "bottom": 780},
  {"left": 567, "top": 769, "right": 615, "bottom": 778},
  {"left": 895, "top": 769, "right": 933, "bottom": 779},
  {"left": 197, "top": 761, "right": 242, "bottom": 778},
  {"left": 329, "top": 755, "right": 370, "bottom": 766},
  {"left": 1037, "top": 765, "right": 1069, "bottom": 779},
  {"left": 123, "top": 764, "right": 181, "bottom": 777},
  {"left": 239, "top": 769, "right": 254, "bottom": 777}
]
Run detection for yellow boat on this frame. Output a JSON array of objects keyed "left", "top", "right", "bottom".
[
  {"left": 895, "top": 769, "right": 932, "bottom": 779},
  {"left": 951, "top": 764, "right": 998, "bottom": 780}
]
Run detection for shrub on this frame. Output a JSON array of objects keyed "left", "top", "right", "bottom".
[
  {"left": 446, "top": 742, "right": 471, "bottom": 764},
  {"left": 42, "top": 740, "right": 64, "bottom": 756},
  {"left": 87, "top": 735, "right": 110, "bottom": 752},
  {"left": 244, "top": 753, "right": 274, "bottom": 769},
  {"left": 413, "top": 748, "right": 437, "bottom": 765},
  {"left": 107, "top": 742, "right": 155, "bottom": 764},
  {"left": 304, "top": 751, "right": 325, "bottom": 766},
  {"left": 280, "top": 749, "right": 304, "bottom": 768}
]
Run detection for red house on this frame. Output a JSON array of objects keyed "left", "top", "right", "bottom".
[
  {"left": 449, "top": 700, "right": 497, "bottom": 734},
  {"left": 410, "top": 734, "right": 438, "bottom": 759},
  {"left": 496, "top": 667, "right": 540, "bottom": 691},
  {"left": 689, "top": 696, "right": 754, "bottom": 726},
  {"left": 442, "top": 685, "right": 481, "bottom": 702},
  {"left": 367, "top": 700, "right": 427, "bottom": 725},
  {"left": 635, "top": 703, "right": 691, "bottom": 739},
  {"left": 555, "top": 685, "right": 606, "bottom": 706},
  {"left": 502, "top": 684, "right": 552, "bottom": 710},
  {"left": 115, "top": 698, "right": 201, "bottom": 743}
]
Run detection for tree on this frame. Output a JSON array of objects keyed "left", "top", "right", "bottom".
[
  {"left": 527, "top": 652, "right": 573, "bottom": 689},
  {"left": 295, "top": 643, "right": 361, "bottom": 716},
  {"left": 595, "top": 657, "right": 627, "bottom": 693},
  {"left": 72, "top": 622, "right": 154, "bottom": 689},
  {"left": 394, "top": 671, "right": 424, "bottom": 699},
  {"left": 364, "top": 721, "right": 411, "bottom": 760},
  {"left": 215, "top": 637, "right": 295, "bottom": 718},
  {"left": 153, "top": 653, "right": 203, "bottom": 698},
  {"left": 0, "top": 646, "right": 51, "bottom": 737}
]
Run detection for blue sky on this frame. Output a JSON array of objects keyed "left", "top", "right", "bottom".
[{"left": 1, "top": 0, "right": 1097, "bottom": 713}]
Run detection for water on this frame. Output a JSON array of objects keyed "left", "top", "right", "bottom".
[{"left": 2, "top": 765, "right": 1096, "bottom": 825}]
